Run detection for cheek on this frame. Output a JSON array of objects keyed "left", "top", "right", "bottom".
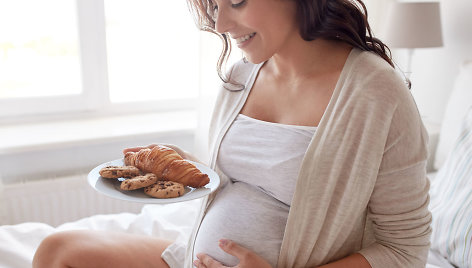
[{"left": 257, "top": 12, "right": 298, "bottom": 43}]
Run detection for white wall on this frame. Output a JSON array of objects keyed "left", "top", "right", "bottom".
[{"left": 411, "top": 0, "right": 472, "bottom": 124}]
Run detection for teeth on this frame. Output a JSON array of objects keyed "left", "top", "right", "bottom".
[{"left": 235, "top": 33, "right": 256, "bottom": 44}]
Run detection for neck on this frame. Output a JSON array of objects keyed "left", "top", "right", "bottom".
[{"left": 266, "top": 38, "right": 352, "bottom": 81}]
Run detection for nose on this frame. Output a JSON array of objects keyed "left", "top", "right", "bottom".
[{"left": 214, "top": 8, "right": 235, "bottom": 34}]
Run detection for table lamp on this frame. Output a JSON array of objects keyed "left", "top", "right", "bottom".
[{"left": 383, "top": 1, "right": 443, "bottom": 78}]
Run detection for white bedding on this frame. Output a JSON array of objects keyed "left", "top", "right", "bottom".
[
  {"left": 0, "top": 199, "right": 201, "bottom": 268},
  {"left": 0, "top": 190, "right": 454, "bottom": 268}
]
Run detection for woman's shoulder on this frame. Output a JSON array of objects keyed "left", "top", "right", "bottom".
[
  {"left": 215, "top": 59, "right": 262, "bottom": 98},
  {"left": 225, "top": 59, "right": 261, "bottom": 86},
  {"left": 345, "top": 49, "right": 410, "bottom": 102},
  {"left": 210, "top": 59, "right": 258, "bottom": 121},
  {"left": 342, "top": 50, "right": 423, "bottom": 130},
  {"left": 349, "top": 49, "right": 403, "bottom": 83}
]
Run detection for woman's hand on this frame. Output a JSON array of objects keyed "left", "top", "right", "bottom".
[
  {"left": 193, "top": 239, "right": 272, "bottom": 268},
  {"left": 123, "top": 143, "right": 189, "bottom": 157},
  {"left": 122, "top": 144, "right": 203, "bottom": 163},
  {"left": 122, "top": 144, "right": 158, "bottom": 154}
]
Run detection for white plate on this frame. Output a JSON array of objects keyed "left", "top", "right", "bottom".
[{"left": 87, "top": 159, "right": 220, "bottom": 204}]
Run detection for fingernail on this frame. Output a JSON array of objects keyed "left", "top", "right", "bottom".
[
  {"left": 219, "top": 239, "right": 229, "bottom": 246},
  {"left": 193, "top": 260, "right": 199, "bottom": 266}
]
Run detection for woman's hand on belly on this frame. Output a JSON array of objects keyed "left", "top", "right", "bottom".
[{"left": 194, "top": 239, "right": 273, "bottom": 268}]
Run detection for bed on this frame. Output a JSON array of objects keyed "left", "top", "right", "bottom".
[
  {"left": 0, "top": 199, "right": 202, "bottom": 268},
  {"left": 1, "top": 61, "right": 471, "bottom": 268}
]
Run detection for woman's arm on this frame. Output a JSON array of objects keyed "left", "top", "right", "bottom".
[
  {"left": 317, "top": 253, "right": 371, "bottom": 268},
  {"left": 194, "top": 240, "right": 372, "bottom": 268}
]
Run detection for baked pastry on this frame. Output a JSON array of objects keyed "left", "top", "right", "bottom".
[
  {"left": 99, "top": 166, "right": 141, "bottom": 179},
  {"left": 120, "top": 173, "right": 158, "bottom": 191},
  {"left": 124, "top": 145, "right": 209, "bottom": 188},
  {"left": 144, "top": 181, "right": 185, "bottom": 198}
]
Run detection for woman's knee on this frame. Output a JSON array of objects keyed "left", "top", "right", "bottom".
[
  {"left": 33, "top": 230, "right": 175, "bottom": 268},
  {"left": 33, "top": 230, "right": 87, "bottom": 268}
]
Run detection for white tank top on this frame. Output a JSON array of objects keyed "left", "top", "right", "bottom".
[{"left": 193, "top": 114, "right": 316, "bottom": 266}]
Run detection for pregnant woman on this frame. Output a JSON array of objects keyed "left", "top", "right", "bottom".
[{"left": 33, "top": 0, "right": 432, "bottom": 267}]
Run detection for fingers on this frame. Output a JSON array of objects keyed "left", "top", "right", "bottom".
[
  {"left": 195, "top": 240, "right": 271, "bottom": 268},
  {"left": 193, "top": 258, "right": 206, "bottom": 268},
  {"left": 217, "top": 240, "right": 272, "bottom": 268},
  {"left": 161, "top": 144, "right": 187, "bottom": 158},
  {"left": 218, "top": 239, "right": 249, "bottom": 260},
  {"left": 122, "top": 144, "right": 157, "bottom": 154},
  {"left": 122, "top": 144, "right": 184, "bottom": 156},
  {"left": 194, "top": 253, "right": 225, "bottom": 268}
]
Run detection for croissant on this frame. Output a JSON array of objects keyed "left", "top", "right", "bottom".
[{"left": 124, "top": 145, "right": 209, "bottom": 188}]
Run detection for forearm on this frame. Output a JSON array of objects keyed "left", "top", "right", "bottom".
[{"left": 317, "top": 253, "right": 371, "bottom": 268}]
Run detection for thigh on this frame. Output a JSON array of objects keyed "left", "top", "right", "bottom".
[{"left": 35, "top": 230, "right": 173, "bottom": 268}]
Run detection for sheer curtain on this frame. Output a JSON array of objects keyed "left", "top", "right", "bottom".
[
  {"left": 193, "top": 0, "right": 392, "bottom": 163},
  {"left": 364, "top": 0, "right": 393, "bottom": 35},
  {"left": 193, "top": 32, "right": 219, "bottom": 163}
]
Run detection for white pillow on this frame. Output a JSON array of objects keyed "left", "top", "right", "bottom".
[
  {"left": 429, "top": 107, "right": 472, "bottom": 268},
  {"left": 434, "top": 61, "right": 472, "bottom": 170}
]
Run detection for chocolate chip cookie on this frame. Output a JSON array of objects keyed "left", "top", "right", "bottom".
[
  {"left": 99, "top": 166, "right": 142, "bottom": 179},
  {"left": 144, "top": 181, "right": 185, "bottom": 198},
  {"left": 120, "top": 173, "right": 159, "bottom": 190}
]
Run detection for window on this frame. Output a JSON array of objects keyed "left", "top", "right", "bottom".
[
  {"left": 0, "top": 0, "right": 199, "bottom": 120},
  {"left": 105, "top": 0, "right": 199, "bottom": 103},
  {"left": 0, "top": 1, "right": 81, "bottom": 99}
]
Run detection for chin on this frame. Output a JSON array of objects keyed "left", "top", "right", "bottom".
[{"left": 242, "top": 53, "right": 270, "bottom": 64}]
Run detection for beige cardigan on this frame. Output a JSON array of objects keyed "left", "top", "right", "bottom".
[{"left": 184, "top": 48, "right": 432, "bottom": 267}]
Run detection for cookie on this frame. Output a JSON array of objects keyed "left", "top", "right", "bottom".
[
  {"left": 144, "top": 181, "right": 185, "bottom": 198},
  {"left": 99, "top": 166, "right": 141, "bottom": 179},
  {"left": 120, "top": 173, "right": 158, "bottom": 190}
]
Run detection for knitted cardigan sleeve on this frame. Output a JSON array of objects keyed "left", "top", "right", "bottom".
[{"left": 356, "top": 69, "right": 432, "bottom": 267}]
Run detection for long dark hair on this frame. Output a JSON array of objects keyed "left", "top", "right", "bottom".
[{"left": 186, "top": 0, "right": 394, "bottom": 83}]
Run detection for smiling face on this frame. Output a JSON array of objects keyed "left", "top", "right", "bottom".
[{"left": 211, "top": 0, "right": 300, "bottom": 64}]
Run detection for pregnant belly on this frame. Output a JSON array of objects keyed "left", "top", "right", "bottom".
[{"left": 193, "top": 182, "right": 290, "bottom": 267}]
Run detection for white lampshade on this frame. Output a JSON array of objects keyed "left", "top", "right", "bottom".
[{"left": 383, "top": 1, "right": 443, "bottom": 49}]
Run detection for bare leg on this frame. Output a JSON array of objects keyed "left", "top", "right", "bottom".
[{"left": 33, "top": 230, "right": 174, "bottom": 268}]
